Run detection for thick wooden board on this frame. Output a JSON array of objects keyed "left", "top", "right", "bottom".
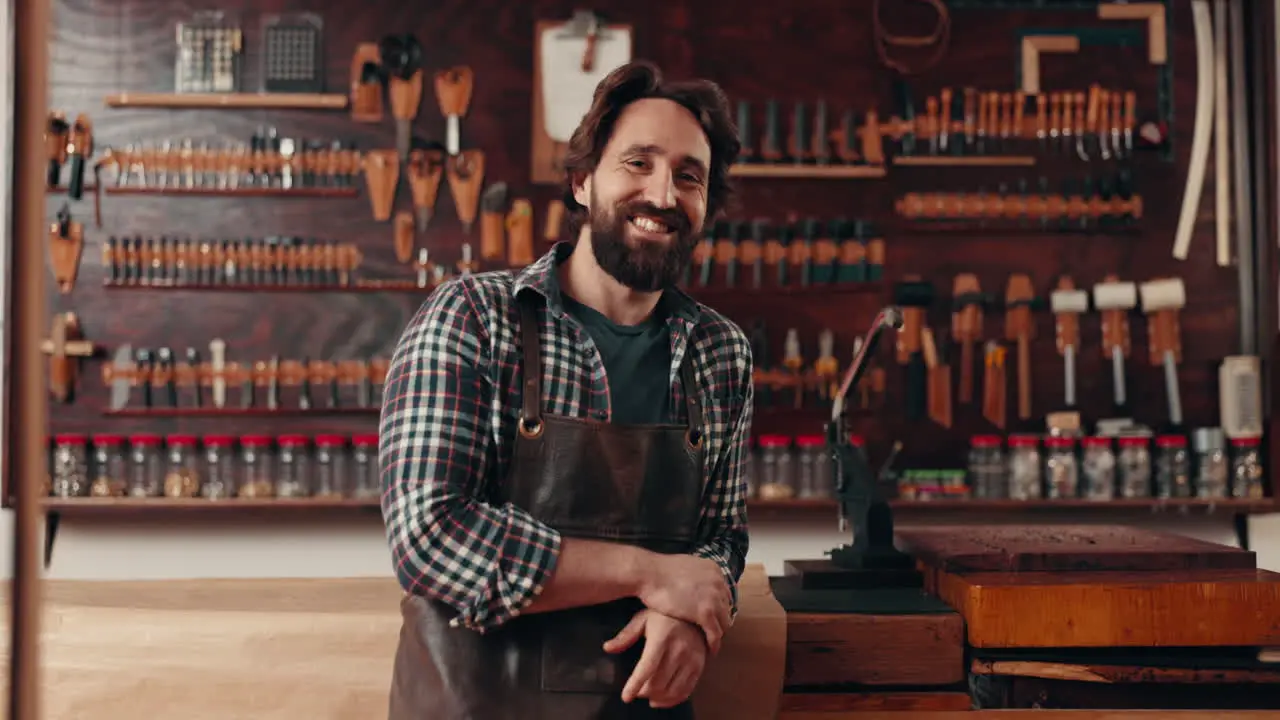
[
  {"left": 786, "top": 611, "right": 966, "bottom": 687},
  {"left": 779, "top": 692, "right": 971, "bottom": 714},
  {"left": 897, "top": 525, "right": 1256, "bottom": 573},
  {"left": 934, "top": 568, "right": 1280, "bottom": 649},
  {"left": 971, "top": 658, "right": 1280, "bottom": 684}
]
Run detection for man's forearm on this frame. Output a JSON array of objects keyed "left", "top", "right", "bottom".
[{"left": 520, "top": 538, "right": 653, "bottom": 615}]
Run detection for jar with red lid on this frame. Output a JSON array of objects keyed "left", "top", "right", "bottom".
[
  {"left": 239, "top": 435, "right": 275, "bottom": 499},
  {"left": 50, "top": 434, "right": 88, "bottom": 498},
  {"left": 90, "top": 434, "right": 127, "bottom": 497},
  {"left": 1006, "top": 434, "right": 1042, "bottom": 500},
  {"left": 163, "top": 435, "right": 201, "bottom": 498},
  {"left": 967, "top": 435, "right": 1005, "bottom": 499},
  {"left": 313, "top": 435, "right": 347, "bottom": 498},
  {"left": 756, "top": 435, "right": 794, "bottom": 500},
  {"left": 1117, "top": 436, "right": 1152, "bottom": 498},
  {"left": 127, "top": 434, "right": 163, "bottom": 497},
  {"left": 202, "top": 435, "right": 235, "bottom": 500},
  {"left": 1043, "top": 436, "right": 1078, "bottom": 499},
  {"left": 1080, "top": 437, "right": 1116, "bottom": 501},
  {"left": 794, "top": 435, "right": 830, "bottom": 499},
  {"left": 351, "top": 434, "right": 380, "bottom": 500},
  {"left": 1230, "top": 436, "right": 1264, "bottom": 499},
  {"left": 1154, "top": 435, "right": 1190, "bottom": 498},
  {"left": 276, "top": 435, "right": 311, "bottom": 498}
]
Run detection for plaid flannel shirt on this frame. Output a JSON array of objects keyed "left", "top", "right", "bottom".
[{"left": 379, "top": 242, "right": 753, "bottom": 632}]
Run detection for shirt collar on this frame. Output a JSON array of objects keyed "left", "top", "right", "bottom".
[{"left": 513, "top": 242, "right": 702, "bottom": 325}]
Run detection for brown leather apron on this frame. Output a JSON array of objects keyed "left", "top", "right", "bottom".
[{"left": 388, "top": 293, "right": 707, "bottom": 720}]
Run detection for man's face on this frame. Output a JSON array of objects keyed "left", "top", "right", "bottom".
[{"left": 574, "top": 97, "right": 712, "bottom": 292}]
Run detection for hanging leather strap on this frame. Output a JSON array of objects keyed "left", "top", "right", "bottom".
[
  {"left": 679, "top": 353, "right": 704, "bottom": 440},
  {"left": 517, "top": 294, "right": 543, "bottom": 427}
]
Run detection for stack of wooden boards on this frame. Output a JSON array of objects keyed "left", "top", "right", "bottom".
[{"left": 771, "top": 525, "right": 1280, "bottom": 713}]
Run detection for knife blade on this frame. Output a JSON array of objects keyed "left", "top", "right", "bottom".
[
  {"left": 185, "top": 347, "right": 201, "bottom": 408},
  {"left": 157, "top": 347, "right": 177, "bottom": 407},
  {"left": 358, "top": 361, "right": 373, "bottom": 407},
  {"left": 267, "top": 355, "right": 280, "bottom": 410},
  {"left": 209, "top": 338, "right": 226, "bottom": 408},
  {"left": 109, "top": 344, "right": 133, "bottom": 410},
  {"left": 135, "top": 348, "right": 153, "bottom": 408},
  {"left": 299, "top": 356, "right": 313, "bottom": 410}
]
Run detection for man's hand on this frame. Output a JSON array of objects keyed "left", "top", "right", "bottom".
[
  {"left": 636, "top": 553, "right": 731, "bottom": 654},
  {"left": 603, "top": 609, "right": 708, "bottom": 709}
]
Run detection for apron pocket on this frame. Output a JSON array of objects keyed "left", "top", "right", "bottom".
[{"left": 540, "top": 601, "right": 641, "bottom": 694}]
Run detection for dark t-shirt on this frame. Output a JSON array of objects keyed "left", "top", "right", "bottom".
[{"left": 561, "top": 293, "right": 673, "bottom": 424}]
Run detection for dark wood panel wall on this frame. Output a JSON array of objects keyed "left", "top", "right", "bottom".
[{"left": 27, "top": 0, "right": 1270, "bottom": 492}]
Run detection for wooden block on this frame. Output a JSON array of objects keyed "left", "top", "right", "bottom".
[
  {"left": 971, "top": 658, "right": 1280, "bottom": 685},
  {"left": 786, "top": 612, "right": 965, "bottom": 687},
  {"left": 897, "top": 525, "right": 1256, "bottom": 573},
  {"left": 778, "top": 691, "right": 971, "bottom": 716},
  {"left": 783, "top": 559, "right": 922, "bottom": 589},
  {"left": 934, "top": 568, "right": 1280, "bottom": 648}
]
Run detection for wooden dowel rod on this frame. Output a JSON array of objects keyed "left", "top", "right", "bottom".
[{"left": 10, "top": 0, "right": 50, "bottom": 715}]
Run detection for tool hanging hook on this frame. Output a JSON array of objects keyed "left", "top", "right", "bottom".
[{"left": 872, "top": 0, "right": 951, "bottom": 76}]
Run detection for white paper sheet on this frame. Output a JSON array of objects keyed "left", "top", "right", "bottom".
[{"left": 539, "top": 25, "right": 632, "bottom": 142}]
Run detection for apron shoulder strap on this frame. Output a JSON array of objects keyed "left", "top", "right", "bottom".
[
  {"left": 678, "top": 350, "right": 704, "bottom": 439},
  {"left": 517, "top": 293, "right": 543, "bottom": 427}
]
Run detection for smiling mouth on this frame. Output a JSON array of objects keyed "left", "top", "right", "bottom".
[{"left": 628, "top": 215, "right": 675, "bottom": 236}]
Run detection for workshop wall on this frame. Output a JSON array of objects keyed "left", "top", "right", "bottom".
[{"left": 24, "top": 0, "right": 1274, "bottom": 565}]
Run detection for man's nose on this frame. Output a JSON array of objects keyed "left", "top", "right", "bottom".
[{"left": 641, "top": 169, "right": 677, "bottom": 209}]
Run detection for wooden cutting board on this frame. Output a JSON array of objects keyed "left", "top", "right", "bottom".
[
  {"left": 897, "top": 525, "right": 1257, "bottom": 573},
  {"left": 896, "top": 525, "right": 1280, "bottom": 649}
]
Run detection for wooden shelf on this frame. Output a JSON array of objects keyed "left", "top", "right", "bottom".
[
  {"left": 105, "top": 92, "right": 350, "bottom": 110},
  {"left": 688, "top": 282, "right": 884, "bottom": 300},
  {"left": 104, "top": 186, "right": 357, "bottom": 198},
  {"left": 102, "top": 407, "right": 377, "bottom": 418},
  {"left": 892, "top": 155, "right": 1036, "bottom": 168},
  {"left": 44, "top": 497, "right": 379, "bottom": 516},
  {"left": 729, "top": 164, "right": 886, "bottom": 179},
  {"left": 748, "top": 497, "right": 1280, "bottom": 518},
  {"left": 102, "top": 282, "right": 431, "bottom": 294}
]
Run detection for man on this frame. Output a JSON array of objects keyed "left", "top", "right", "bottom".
[{"left": 380, "top": 60, "right": 753, "bottom": 720}]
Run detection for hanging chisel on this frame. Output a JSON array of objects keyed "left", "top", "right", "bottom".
[
  {"left": 812, "top": 100, "right": 830, "bottom": 164},
  {"left": 747, "top": 218, "right": 767, "bottom": 289}
]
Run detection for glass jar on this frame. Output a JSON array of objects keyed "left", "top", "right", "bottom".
[
  {"left": 313, "top": 435, "right": 347, "bottom": 498},
  {"left": 1192, "top": 428, "right": 1229, "bottom": 499},
  {"left": 276, "top": 435, "right": 311, "bottom": 498},
  {"left": 1117, "top": 436, "right": 1152, "bottom": 498},
  {"left": 1154, "top": 435, "right": 1191, "bottom": 499},
  {"left": 1007, "top": 434, "right": 1042, "bottom": 500},
  {"left": 350, "top": 434, "right": 380, "bottom": 500},
  {"left": 1044, "top": 436, "right": 1079, "bottom": 499},
  {"left": 127, "top": 434, "right": 163, "bottom": 497},
  {"left": 794, "top": 435, "right": 829, "bottom": 499},
  {"left": 1230, "top": 437, "right": 1265, "bottom": 499},
  {"left": 50, "top": 434, "right": 88, "bottom": 497},
  {"left": 967, "top": 435, "right": 1005, "bottom": 499},
  {"left": 201, "top": 435, "right": 235, "bottom": 500},
  {"left": 163, "top": 435, "right": 201, "bottom": 498},
  {"left": 1080, "top": 437, "right": 1116, "bottom": 501},
  {"left": 90, "top": 434, "right": 127, "bottom": 497},
  {"left": 238, "top": 435, "right": 275, "bottom": 498},
  {"left": 756, "top": 435, "right": 794, "bottom": 500}
]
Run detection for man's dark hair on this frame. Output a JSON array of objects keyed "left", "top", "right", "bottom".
[{"left": 560, "top": 60, "right": 741, "bottom": 234}]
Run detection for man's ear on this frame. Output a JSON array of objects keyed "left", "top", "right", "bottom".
[{"left": 571, "top": 171, "right": 591, "bottom": 208}]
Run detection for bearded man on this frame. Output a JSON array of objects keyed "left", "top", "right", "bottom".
[{"left": 379, "top": 60, "right": 753, "bottom": 720}]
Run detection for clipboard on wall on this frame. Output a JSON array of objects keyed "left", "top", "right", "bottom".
[{"left": 531, "top": 11, "right": 632, "bottom": 184}]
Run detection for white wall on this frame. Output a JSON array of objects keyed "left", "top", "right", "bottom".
[{"left": 1, "top": 510, "right": 1276, "bottom": 581}]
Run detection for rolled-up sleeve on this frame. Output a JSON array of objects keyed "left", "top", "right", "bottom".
[
  {"left": 379, "top": 279, "right": 562, "bottom": 632},
  {"left": 691, "top": 347, "right": 753, "bottom": 617}
]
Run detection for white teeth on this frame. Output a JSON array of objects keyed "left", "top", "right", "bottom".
[{"left": 630, "top": 216, "right": 670, "bottom": 234}]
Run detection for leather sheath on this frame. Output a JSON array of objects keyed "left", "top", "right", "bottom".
[{"left": 388, "top": 291, "right": 707, "bottom": 720}]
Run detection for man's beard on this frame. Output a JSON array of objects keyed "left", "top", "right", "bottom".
[{"left": 588, "top": 190, "right": 700, "bottom": 293}]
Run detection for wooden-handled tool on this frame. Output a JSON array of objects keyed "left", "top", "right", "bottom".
[
  {"left": 479, "top": 182, "right": 509, "bottom": 263},
  {"left": 407, "top": 146, "right": 445, "bottom": 232},
  {"left": 349, "top": 43, "right": 385, "bottom": 123},
  {"left": 41, "top": 313, "right": 95, "bottom": 402},
  {"left": 506, "top": 199, "right": 535, "bottom": 267},
  {"left": 447, "top": 149, "right": 485, "bottom": 234},
  {"left": 435, "top": 66, "right": 474, "bottom": 157},
  {"left": 47, "top": 204, "right": 83, "bottom": 294},
  {"left": 1139, "top": 277, "right": 1186, "bottom": 427},
  {"left": 543, "top": 199, "right": 565, "bottom": 243},
  {"left": 1049, "top": 276, "right": 1088, "bottom": 408},
  {"left": 393, "top": 211, "right": 415, "bottom": 264},
  {"left": 895, "top": 191, "right": 1143, "bottom": 222},
  {"left": 361, "top": 149, "right": 399, "bottom": 222},
  {"left": 1004, "top": 273, "right": 1035, "bottom": 420},
  {"left": 982, "top": 341, "right": 1007, "bottom": 430},
  {"left": 379, "top": 33, "right": 425, "bottom": 160},
  {"left": 894, "top": 277, "right": 935, "bottom": 422},
  {"left": 45, "top": 110, "right": 68, "bottom": 187},
  {"left": 921, "top": 327, "right": 952, "bottom": 429},
  {"left": 1092, "top": 275, "right": 1137, "bottom": 409},
  {"left": 66, "top": 114, "right": 92, "bottom": 200},
  {"left": 950, "top": 273, "right": 983, "bottom": 404}
]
